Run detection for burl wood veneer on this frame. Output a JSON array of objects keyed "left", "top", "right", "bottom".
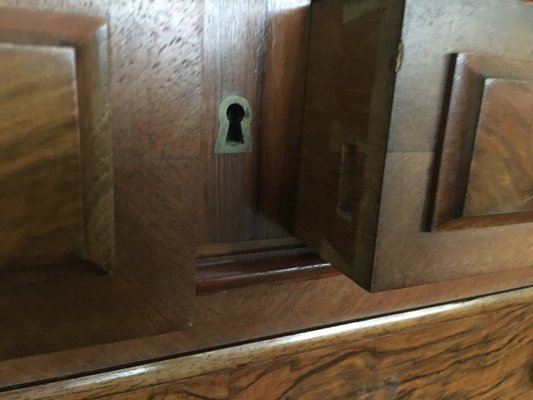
[
  {"left": 296, "top": 0, "right": 533, "bottom": 291},
  {"left": 4, "top": 286, "right": 532, "bottom": 400}
]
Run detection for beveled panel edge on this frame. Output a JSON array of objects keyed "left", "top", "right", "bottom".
[
  {"left": 0, "top": 7, "right": 114, "bottom": 270},
  {"left": 0, "top": 7, "right": 105, "bottom": 46},
  {"left": 0, "top": 7, "right": 192, "bottom": 364},
  {"left": 431, "top": 53, "right": 533, "bottom": 231},
  {"left": 3, "top": 285, "right": 532, "bottom": 400}
]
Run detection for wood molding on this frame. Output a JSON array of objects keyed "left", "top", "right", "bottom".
[
  {"left": 3, "top": 286, "right": 532, "bottom": 400},
  {"left": 295, "top": 0, "right": 533, "bottom": 291},
  {"left": 0, "top": 7, "right": 194, "bottom": 361},
  {"left": 197, "top": 248, "right": 339, "bottom": 294},
  {"left": 432, "top": 54, "right": 533, "bottom": 230},
  {"left": 0, "top": 8, "right": 113, "bottom": 270}
]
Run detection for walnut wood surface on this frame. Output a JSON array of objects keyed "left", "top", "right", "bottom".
[
  {"left": 0, "top": 0, "right": 532, "bottom": 391},
  {"left": 105, "top": 374, "right": 229, "bottom": 400},
  {"left": 3, "top": 286, "right": 532, "bottom": 400},
  {"left": 199, "top": 0, "right": 264, "bottom": 244},
  {"left": 0, "top": 3, "right": 196, "bottom": 361},
  {"left": 0, "top": 7, "right": 114, "bottom": 272},
  {"left": 198, "top": 0, "right": 309, "bottom": 253},
  {"left": 465, "top": 79, "right": 533, "bottom": 217},
  {"left": 197, "top": 248, "right": 339, "bottom": 294},
  {"left": 295, "top": 0, "right": 405, "bottom": 289},
  {"left": 297, "top": 0, "right": 533, "bottom": 291},
  {"left": 229, "top": 290, "right": 533, "bottom": 400},
  {"left": 256, "top": 0, "right": 310, "bottom": 239},
  {"left": 371, "top": 0, "right": 533, "bottom": 290},
  {"left": 432, "top": 54, "right": 533, "bottom": 230},
  {"left": 0, "top": 44, "right": 83, "bottom": 267}
]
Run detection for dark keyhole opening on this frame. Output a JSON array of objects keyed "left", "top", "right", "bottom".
[{"left": 226, "top": 103, "right": 245, "bottom": 144}]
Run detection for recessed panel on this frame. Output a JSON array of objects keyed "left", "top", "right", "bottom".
[
  {"left": 0, "top": 44, "right": 83, "bottom": 267},
  {"left": 464, "top": 79, "right": 533, "bottom": 217}
]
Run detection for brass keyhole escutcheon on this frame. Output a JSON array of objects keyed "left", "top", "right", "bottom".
[{"left": 215, "top": 95, "right": 252, "bottom": 154}]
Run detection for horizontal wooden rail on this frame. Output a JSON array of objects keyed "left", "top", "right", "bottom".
[{"left": 3, "top": 285, "right": 532, "bottom": 400}]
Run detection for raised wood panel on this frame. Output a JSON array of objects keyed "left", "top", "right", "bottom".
[
  {"left": 0, "top": 44, "right": 83, "bottom": 267},
  {"left": 0, "top": 5, "right": 195, "bottom": 362},
  {"left": 373, "top": 0, "right": 533, "bottom": 289},
  {"left": 432, "top": 54, "right": 533, "bottom": 230},
  {"left": 466, "top": 79, "right": 533, "bottom": 216},
  {"left": 296, "top": 0, "right": 533, "bottom": 291},
  {"left": 0, "top": 9, "right": 113, "bottom": 270},
  {"left": 0, "top": 0, "right": 532, "bottom": 391}
]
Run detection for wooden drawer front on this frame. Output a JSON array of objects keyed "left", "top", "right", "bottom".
[
  {"left": 6, "top": 287, "right": 532, "bottom": 400},
  {"left": 296, "top": 0, "right": 533, "bottom": 291}
]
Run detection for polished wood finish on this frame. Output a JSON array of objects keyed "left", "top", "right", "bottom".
[
  {"left": 0, "top": 4, "right": 196, "bottom": 361},
  {"left": 2, "top": 262, "right": 532, "bottom": 387},
  {"left": 199, "top": 0, "right": 264, "bottom": 244},
  {"left": 0, "top": 0, "right": 532, "bottom": 392},
  {"left": 372, "top": 0, "right": 533, "bottom": 290},
  {"left": 0, "top": 44, "right": 83, "bottom": 267},
  {"left": 229, "top": 290, "right": 533, "bottom": 399},
  {"left": 0, "top": 8, "right": 114, "bottom": 271},
  {"left": 296, "top": 0, "right": 404, "bottom": 289},
  {"left": 296, "top": 0, "right": 533, "bottom": 291},
  {"left": 432, "top": 54, "right": 533, "bottom": 230},
  {"left": 106, "top": 374, "right": 229, "bottom": 400},
  {"left": 4, "top": 286, "right": 532, "bottom": 399},
  {"left": 198, "top": 0, "right": 309, "bottom": 254},
  {"left": 256, "top": 0, "right": 310, "bottom": 239},
  {"left": 197, "top": 248, "right": 338, "bottom": 294}
]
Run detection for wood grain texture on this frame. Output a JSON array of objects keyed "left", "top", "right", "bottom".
[
  {"left": 1, "top": 0, "right": 532, "bottom": 390},
  {"left": 3, "top": 286, "right": 532, "bottom": 400},
  {"left": 198, "top": 0, "right": 265, "bottom": 244},
  {"left": 229, "top": 292, "right": 533, "bottom": 400},
  {"left": 0, "top": 7, "right": 114, "bottom": 271},
  {"left": 389, "top": 0, "right": 533, "bottom": 153},
  {"left": 2, "top": 267, "right": 532, "bottom": 389},
  {"left": 0, "top": 44, "right": 83, "bottom": 267},
  {"left": 197, "top": 248, "right": 338, "bottom": 295},
  {"left": 105, "top": 374, "right": 229, "bottom": 400},
  {"left": 0, "top": 3, "right": 197, "bottom": 361},
  {"left": 198, "top": 0, "right": 310, "bottom": 251},
  {"left": 374, "top": 152, "right": 533, "bottom": 289},
  {"left": 371, "top": 1, "right": 533, "bottom": 290},
  {"left": 255, "top": 0, "right": 310, "bottom": 239},
  {"left": 465, "top": 79, "right": 533, "bottom": 217},
  {"left": 298, "top": 0, "right": 533, "bottom": 290},
  {"left": 295, "top": 0, "right": 405, "bottom": 289},
  {"left": 432, "top": 54, "right": 533, "bottom": 230}
]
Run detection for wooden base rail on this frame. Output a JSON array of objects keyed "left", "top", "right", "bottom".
[{"left": 3, "top": 285, "right": 532, "bottom": 400}]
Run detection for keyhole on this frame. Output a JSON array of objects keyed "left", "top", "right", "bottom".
[{"left": 226, "top": 103, "right": 245, "bottom": 144}]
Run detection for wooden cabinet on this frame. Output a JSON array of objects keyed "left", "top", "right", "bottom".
[
  {"left": 296, "top": 0, "right": 533, "bottom": 291},
  {"left": 0, "top": 0, "right": 531, "bottom": 396}
]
